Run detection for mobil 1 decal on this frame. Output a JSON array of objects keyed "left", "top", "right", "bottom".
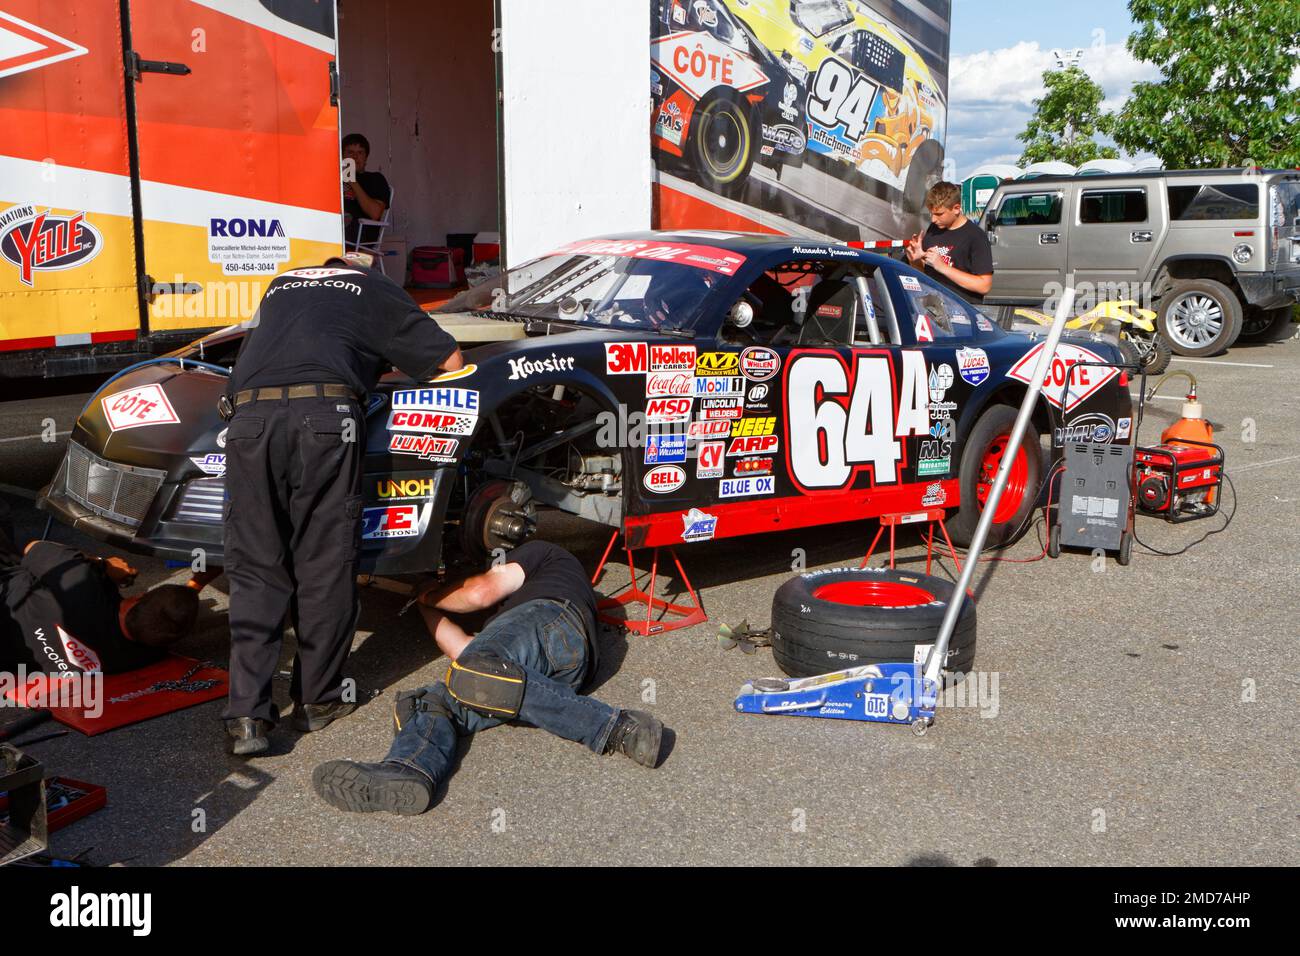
[{"left": 784, "top": 349, "right": 930, "bottom": 493}]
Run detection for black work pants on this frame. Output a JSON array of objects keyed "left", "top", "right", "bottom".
[{"left": 221, "top": 395, "right": 364, "bottom": 722}]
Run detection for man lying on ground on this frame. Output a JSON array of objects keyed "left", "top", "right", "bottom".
[{"left": 313, "top": 540, "right": 666, "bottom": 816}]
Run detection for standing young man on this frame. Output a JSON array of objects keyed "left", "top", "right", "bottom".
[
  {"left": 312, "top": 541, "right": 666, "bottom": 816},
  {"left": 905, "top": 181, "right": 994, "bottom": 303},
  {"left": 221, "top": 255, "right": 463, "bottom": 756}
]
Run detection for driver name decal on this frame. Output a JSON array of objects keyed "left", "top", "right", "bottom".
[{"left": 551, "top": 239, "right": 746, "bottom": 275}]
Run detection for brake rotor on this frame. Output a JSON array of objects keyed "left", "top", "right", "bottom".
[{"left": 460, "top": 480, "right": 537, "bottom": 560}]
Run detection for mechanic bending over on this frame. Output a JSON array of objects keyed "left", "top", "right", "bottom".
[
  {"left": 221, "top": 251, "right": 463, "bottom": 757},
  {"left": 1, "top": 520, "right": 210, "bottom": 677},
  {"left": 906, "top": 181, "right": 994, "bottom": 304},
  {"left": 313, "top": 540, "right": 666, "bottom": 816}
]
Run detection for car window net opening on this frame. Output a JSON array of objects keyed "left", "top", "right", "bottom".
[
  {"left": 903, "top": 276, "right": 976, "bottom": 343},
  {"left": 723, "top": 259, "right": 889, "bottom": 347}
]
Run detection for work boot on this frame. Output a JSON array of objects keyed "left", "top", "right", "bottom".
[
  {"left": 225, "top": 717, "right": 274, "bottom": 757},
  {"left": 292, "top": 700, "right": 357, "bottom": 733},
  {"left": 605, "top": 709, "right": 664, "bottom": 768},
  {"left": 312, "top": 760, "right": 433, "bottom": 815}
]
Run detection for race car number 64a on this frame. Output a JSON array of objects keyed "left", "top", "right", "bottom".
[{"left": 787, "top": 351, "right": 930, "bottom": 490}]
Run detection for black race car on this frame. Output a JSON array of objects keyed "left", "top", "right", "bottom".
[{"left": 40, "top": 232, "right": 1133, "bottom": 577}]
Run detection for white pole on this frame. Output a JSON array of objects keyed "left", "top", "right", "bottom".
[{"left": 922, "top": 279, "right": 1079, "bottom": 688}]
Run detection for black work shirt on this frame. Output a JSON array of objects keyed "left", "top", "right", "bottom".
[
  {"left": 4, "top": 543, "right": 162, "bottom": 675},
  {"left": 495, "top": 541, "right": 600, "bottom": 678},
  {"left": 344, "top": 171, "right": 391, "bottom": 247},
  {"left": 921, "top": 219, "right": 994, "bottom": 303},
  {"left": 228, "top": 264, "right": 458, "bottom": 397}
]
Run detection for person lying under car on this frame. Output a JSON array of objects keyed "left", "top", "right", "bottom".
[
  {"left": 1, "top": 531, "right": 208, "bottom": 676},
  {"left": 312, "top": 540, "right": 666, "bottom": 816}
]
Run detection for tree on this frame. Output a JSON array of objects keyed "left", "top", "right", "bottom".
[
  {"left": 1017, "top": 66, "right": 1119, "bottom": 166},
  {"left": 1113, "top": 0, "right": 1300, "bottom": 168}
]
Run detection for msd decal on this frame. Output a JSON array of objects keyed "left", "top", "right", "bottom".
[
  {"left": 652, "top": 30, "right": 769, "bottom": 101},
  {"left": 362, "top": 504, "right": 431, "bottom": 540},
  {"left": 1007, "top": 342, "right": 1119, "bottom": 413},
  {"left": 646, "top": 397, "right": 693, "bottom": 424},
  {"left": 101, "top": 385, "right": 180, "bottom": 432},
  {"left": 0, "top": 204, "right": 102, "bottom": 287},
  {"left": 785, "top": 350, "right": 929, "bottom": 491}
]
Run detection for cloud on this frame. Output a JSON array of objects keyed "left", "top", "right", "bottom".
[{"left": 945, "top": 40, "right": 1160, "bottom": 177}]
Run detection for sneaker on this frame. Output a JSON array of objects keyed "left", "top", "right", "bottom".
[
  {"left": 605, "top": 710, "right": 664, "bottom": 768},
  {"left": 292, "top": 700, "right": 357, "bottom": 733},
  {"left": 312, "top": 760, "right": 433, "bottom": 815}
]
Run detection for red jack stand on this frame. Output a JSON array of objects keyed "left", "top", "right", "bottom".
[
  {"left": 590, "top": 530, "right": 707, "bottom": 635},
  {"left": 860, "top": 508, "right": 963, "bottom": 575}
]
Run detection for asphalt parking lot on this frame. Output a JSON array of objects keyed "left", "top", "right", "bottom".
[{"left": 2, "top": 338, "right": 1297, "bottom": 867}]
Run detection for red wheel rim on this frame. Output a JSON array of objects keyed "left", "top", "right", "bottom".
[
  {"left": 813, "top": 580, "right": 936, "bottom": 607},
  {"left": 976, "top": 431, "right": 1028, "bottom": 525}
]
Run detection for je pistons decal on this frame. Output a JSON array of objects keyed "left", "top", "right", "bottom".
[
  {"left": 740, "top": 346, "right": 780, "bottom": 381},
  {"left": 362, "top": 503, "right": 432, "bottom": 540},
  {"left": 102, "top": 384, "right": 180, "bottom": 432},
  {"left": 0, "top": 204, "right": 102, "bottom": 287}
]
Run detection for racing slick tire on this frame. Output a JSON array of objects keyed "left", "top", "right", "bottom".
[
  {"left": 949, "top": 404, "right": 1043, "bottom": 549},
  {"left": 902, "top": 140, "right": 944, "bottom": 214},
  {"left": 688, "top": 90, "right": 755, "bottom": 199},
  {"left": 1156, "top": 279, "right": 1243, "bottom": 356},
  {"left": 1237, "top": 305, "right": 1296, "bottom": 344},
  {"left": 770, "top": 567, "right": 976, "bottom": 679}
]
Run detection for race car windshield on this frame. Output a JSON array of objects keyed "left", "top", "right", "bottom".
[
  {"left": 791, "top": 0, "right": 854, "bottom": 37},
  {"left": 440, "top": 248, "right": 736, "bottom": 333}
]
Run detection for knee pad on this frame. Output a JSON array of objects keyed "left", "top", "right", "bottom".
[{"left": 445, "top": 652, "right": 526, "bottom": 718}]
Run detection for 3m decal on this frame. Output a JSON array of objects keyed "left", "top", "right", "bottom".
[
  {"left": 730, "top": 416, "right": 776, "bottom": 437},
  {"left": 101, "top": 384, "right": 180, "bottom": 432},
  {"left": 645, "top": 397, "right": 693, "bottom": 423},
  {"left": 387, "top": 410, "right": 477, "bottom": 435},
  {"left": 377, "top": 478, "right": 436, "bottom": 500},
  {"left": 645, "top": 433, "right": 688, "bottom": 464},
  {"left": 727, "top": 434, "right": 778, "bottom": 456},
  {"left": 362, "top": 504, "right": 431, "bottom": 540},
  {"left": 955, "top": 347, "right": 990, "bottom": 386},
  {"left": 785, "top": 350, "right": 928, "bottom": 490},
  {"left": 643, "top": 464, "right": 686, "bottom": 494},
  {"left": 391, "top": 387, "right": 480, "bottom": 414},
  {"left": 646, "top": 371, "right": 695, "bottom": 397},
  {"left": 650, "top": 344, "right": 696, "bottom": 372},
  {"left": 388, "top": 434, "right": 459, "bottom": 462},
  {"left": 1007, "top": 342, "right": 1119, "bottom": 413},
  {"left": 719, "top": 475, "right": 774, "bottom": 497},
  {"left": 696, "top": 441, "right": 725, "bottom": 479},
  {"left": 0, "top": 204, "right": 102, "bottom": 287},
  {"left": 605, "top": 342, "right": 648, "bottom": 375},
  {"left": 740, "top": 347, "right": 780, "bottom": 381},
  {"left": 696, "top": 352, "right": 740, "bottom": 375},
  {"left": 681, "top": 507, "right": 718, "bottom": 542}
]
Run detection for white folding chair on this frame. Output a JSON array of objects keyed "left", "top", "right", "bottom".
[{"left": 346, "top": 184, "right": 394, "bottom": 274}]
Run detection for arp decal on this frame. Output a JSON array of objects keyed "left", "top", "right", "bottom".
[
  {"left": 730, "top": 416, "right": 777, "bottom": 437},
  {"left": 391, "top": 387, "right": 480, "bottom": 415},
  {"left": 387, "top": 410, "right": 477, "bottom": 435},
  {"left": 362, "top": 504, "right": 432, "bottom": 540},
  {"left": 649, "top": 344, "right": 696, "bottom": 372},
  {"left": 377, "top": 478, "right": 436, "bottom": 500},
  {"left": 785, "top": 350, "right": 929, "bottom": 491},
  {"left": 646, "top": 397, "right": 693, "bottom": 424},
  {"left": 681, "top": 507, "right": 718, "bottom": 542},
  {"left": 740, "top": 346, "right": 781, "bottom": 382},
  {"left": 605, "top": 342, "right": 648, "bottom": 375},
  {"left": 0, "top": 204, "right": 102, "bottom": 287},
  {"left": 696, "top": 351, "right": 740, "bottom": 375},
  {"left": 646, "top": 371, "right": 695, "bottom": 397},
  {"left": 643, "top": 464, "right": 686, "bottom": 494},
  {"left": 101, "top": 384, "right": 180, "bottom": 432},
  {"left": 696, "top": 441, "right": 725, "bottom": 479},
  {"left": 1007, "top": 342, "right": 1119, "bottom": 413},
  {"left": 388, "top": 434, "right": 459, "bottom": 463},
  {"left": 645, "top": 433, "right": 688, "bottom": 464},
  {"left": 727, "top": 434, "right": 777, "bottom": 456},
  {"left": 719, "top": 475, "right": 775, "bottom": 498}
]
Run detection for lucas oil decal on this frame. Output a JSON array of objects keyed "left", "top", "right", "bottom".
[
  {"left": 955, "top": 347, "right": 990, "bottom": 386},
  {"left": 785, "top": 350, "right": 929, "bottom": 491},
  {"left": 0, "top": 204, "right": 102, "bottom": 287},
  {"left": 101, "top": 384, "right": 180, "bottom": 432}
]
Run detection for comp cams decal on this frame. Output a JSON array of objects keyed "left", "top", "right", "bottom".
[
  {"left": 785, "top": 350, "right": 929, "bottom": 491},
  {"left": 101, "top": 384, "right": 180, "bottom": 432},
  {"left": 387, "top": 409, "right": 477, "bottom": 436}
]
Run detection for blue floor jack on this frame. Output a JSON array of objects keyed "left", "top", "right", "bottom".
[{"left": 735, "top": 283, "right": 1083, "bottom": 735}]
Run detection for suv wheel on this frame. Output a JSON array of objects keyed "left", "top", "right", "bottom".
[
  {"left": 1238, "top": 305, "right": 1297, "bottom": 344},
  {"left": 1157, "top": 279, "right": 1243, "bottom": 357}
]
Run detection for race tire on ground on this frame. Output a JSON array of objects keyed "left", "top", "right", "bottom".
[
  {"left": 688, "top": 90, "right": 755, "bottom": 199},
  {"left": 1237, "top": 305, "right": 1296, "bottom": 344},
  {"left": 770, "top": 567, "right": 976, "bottom": 679},
  {"left": 949, "top": 403, "right": 1043, "bottom": 549},
  {"left": 1156, "top": 279, "right": 1243, "bottom": 356},
  {"left": 902, "top": 140, "right": 944, "bottom": 215}
]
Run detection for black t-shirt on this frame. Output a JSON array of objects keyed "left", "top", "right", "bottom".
[
  {"left": 228, "top": 263, "right": 458, "bottom": 397},
  {"left": 344, "top": 171, "right": 391, "bottom": 247},
  {"left": 495, "top": 541, "right": 600, "bottom": 677},
  {"left": 921, "top": 219, "right": 994, "bottom": 303},
  {"left": 3, "top": 542, "right": 162, "bottom": 675}
]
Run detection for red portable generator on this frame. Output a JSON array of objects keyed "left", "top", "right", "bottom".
[{"left": 1134, "top": 439, "right": 1224, "bottom": 523}]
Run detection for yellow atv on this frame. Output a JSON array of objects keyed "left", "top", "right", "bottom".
[{"left": 1012, "top": 300, "right": 1173, "bottom": 375}]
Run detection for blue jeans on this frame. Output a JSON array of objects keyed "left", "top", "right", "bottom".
[{"left": 385, "top": 599, "right": 620, "bottom": 788}]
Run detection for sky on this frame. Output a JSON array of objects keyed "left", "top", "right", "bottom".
[{"left": 944, "top": 0, "right": 1158, "bottom": 178}]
